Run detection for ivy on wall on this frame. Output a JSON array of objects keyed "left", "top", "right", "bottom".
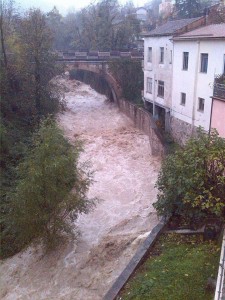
[{"left": 109, "top": 59, "right": 143, "bottom": 105}]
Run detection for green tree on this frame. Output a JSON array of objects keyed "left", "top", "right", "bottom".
[
  {"left": 95, "top": 0, "right": 119, "bottom": 50},
  {"left": 63, "top": 11, "right": 82, "bottom": 50},
  {"left": 175, "top": 0, "right": 201, "bottom": 18},
  {"left": 0, "top": 0, "right": 16, "bottom": 68},
  {"left": 69, "top": 0, "right": 141, "bottom": 51},
  {"left": 109, "top": 58, "right": 143, "bottom": 104},
  {"left": 112, "top": 14, "right": 140, "bottom": 50},
  {"left": 19, "top": 9, "right": 60, "bottom": 119},
  {"left": 62, "top": 0, "right": 141, "bottom": 51},
  {"left": 153, "top": 129, "right": 225, "bottom": 222},
  {"left": 7, "top": 118, "right": 96, "bottom": 251},
  {"left": 46, "top": 6, "right": 64, "bottom": 50},
  {"left": 0, "top": 7, "right": 64, "bottom": 258}
]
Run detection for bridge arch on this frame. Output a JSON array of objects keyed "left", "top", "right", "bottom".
[{"left": 65, "top": 62, "right": 122, "bottom": 103}]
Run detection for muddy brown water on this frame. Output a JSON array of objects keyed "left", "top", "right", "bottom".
[{"left": 0, "top": 78, "right": 161, "bottom": 300}]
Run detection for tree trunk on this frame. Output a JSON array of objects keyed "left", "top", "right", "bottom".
[{"left": 0, "top": 13, "right": 8, "bottom": 68}]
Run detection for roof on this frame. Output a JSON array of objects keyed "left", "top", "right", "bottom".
[
  {"left": 142, "top": 17, "right": 203, "bottom": 37},
  {"left": 173, "top": 23, "right": 225, "bottom": 40}
]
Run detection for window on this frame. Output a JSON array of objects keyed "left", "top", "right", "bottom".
[
  {"left": 180, "top": 93, "right": 186, "bottom": 106},
  {"left": 147, "top": 77, "right": 152, "bottom": 93},
  {"left": 159, "top": 47, "right": 164, "bottom": 64},
  {"left": 148, "top": 47, "right": 152, "bottom": 62},
  {"left": 198, "top": 97, "right": 205, "bottom": 112},
  {"left": 200, "top": 53, "right": 208, "bottom": 73},
  {"left": 158, "top": 80, "right": 164, "bottom": 98},
  {"left": 183, "top": 52, "right": 189, "bottom": 70}
]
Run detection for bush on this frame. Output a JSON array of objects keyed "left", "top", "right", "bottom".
[{"left": 153, "top": 129, "right": 225, "bottom": 223}]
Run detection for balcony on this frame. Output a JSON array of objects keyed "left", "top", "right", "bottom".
[{"left": 214, "top": 74, "right": 225, "bottom": 99}]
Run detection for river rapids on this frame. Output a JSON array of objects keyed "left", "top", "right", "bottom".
[{"left": 0, "top": 77, "right": 161, "bottom": 300}]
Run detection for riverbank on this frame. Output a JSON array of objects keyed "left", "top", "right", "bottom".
[{"left": 0, "top": 78, "right": 161, "bottom": 300}]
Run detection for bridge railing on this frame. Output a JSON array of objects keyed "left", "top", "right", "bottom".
[{"left": 56, "top": 50, "right": 143, "bottom": 61}]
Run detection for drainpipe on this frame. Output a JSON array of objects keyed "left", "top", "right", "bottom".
[
  {"left": 192, "top": 40, "right": 200, "bottom": 134},
  {"left": 209, "top": 96, "right": 214, "bottom": 135},
  {"left": 209, "top": 72, "right": 217, "bottom": 135},
  {"left": 214, "top": 228, "right": 225, "bottom": 300},
  {"left": 153, "top": 74, "right": 156, "bottom": 118}
]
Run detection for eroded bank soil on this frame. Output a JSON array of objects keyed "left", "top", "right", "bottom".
[{"left": 0, "top": 78, "right": 161, "bottom": 300}]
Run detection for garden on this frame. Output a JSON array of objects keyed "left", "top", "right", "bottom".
[{"left": 118, "top": 233, "right": 221, "bottom": 300}]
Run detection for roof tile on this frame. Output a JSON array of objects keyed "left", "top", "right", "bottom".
[
  {"left": 143, "top": 17, "right": 203, "bottom": 36},
  {"left": 174, "top": 23, "right": 225, "bottom": 39}
]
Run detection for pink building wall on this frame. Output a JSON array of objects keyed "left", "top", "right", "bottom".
[{"left": 211, "top": 98, "right": 225, "bottom": 138}]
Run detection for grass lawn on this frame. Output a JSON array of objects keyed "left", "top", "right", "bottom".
[{"left": 118, "top": 233, "right": 221, "bottom": 300}]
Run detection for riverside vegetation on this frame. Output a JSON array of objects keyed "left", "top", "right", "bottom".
[
  {"left": 109, "top": 59, "right": 143, "bottom": 106},
  {"left": 118, "top": 233, "right": 220, "bottom": 300},
  {"left": 153, "top": 129, "right": 225, "bottom": 226},
  {"left": 0, "top": 4, "right": 95, "bottom": 258}
]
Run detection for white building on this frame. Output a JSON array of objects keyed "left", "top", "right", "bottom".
[
  {"left": 142, "top": 17, "right": 205, "bottom": 131},
  {"left": 171, "top": 24, "right": 225, "bottom": 143}
]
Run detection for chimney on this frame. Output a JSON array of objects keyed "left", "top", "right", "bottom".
[{"left": 204, "top": 7, "right": 210, "bottom": 25}]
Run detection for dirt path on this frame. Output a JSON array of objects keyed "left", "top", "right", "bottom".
[{"left": 0, "top": 78, "right": 161, "bottom": 300}]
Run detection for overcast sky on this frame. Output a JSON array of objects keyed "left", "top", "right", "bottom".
[{"left": 18, "top": 0, "right": 149, "bottom": 15}]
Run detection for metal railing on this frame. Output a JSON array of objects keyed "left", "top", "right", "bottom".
[
  {"left": 214, "top": 83, "right": 225, "bottom": 99},
  {"left": 214, "top": 74, "right": 225, "bottom": 99},
  {"left": 56, "top": 50, "right": 144, "bottom": 62},
  {"left": 215, "top": 229, "right": 225, "bottom": 300}
]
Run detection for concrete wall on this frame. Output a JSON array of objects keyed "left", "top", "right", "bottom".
[
  {"left": 211, "top": 98, "right": 225, "bottom": 138},
  {"left": 171, "top": 39, "right": 225, "bottom": 141}
]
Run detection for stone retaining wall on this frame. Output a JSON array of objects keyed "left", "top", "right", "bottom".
[
  {"left": 170, "top": 116, "right": 201, "bottom": 146},
  {"left": 116, "top": 97, "right": 165, "bottom": 156},
  {"left": 170, "top": 116, "right": 193, "bottom": 145}
]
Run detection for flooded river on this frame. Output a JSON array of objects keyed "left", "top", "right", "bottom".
[{"left": 0, "top": 77, "right": 161, "bottom": 300}]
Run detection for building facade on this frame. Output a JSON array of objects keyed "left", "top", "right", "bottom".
[
  {"left": 142, "top": 17, "right": 205, "bottom": 132},
  {"left": 171, "top": 24, "right": 225, "bottom": 143}
]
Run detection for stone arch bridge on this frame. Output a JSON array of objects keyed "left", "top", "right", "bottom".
[
  {"left": 64, "top": 60, "right": 122, "bottom": 103},
  {"left": 56, "top": 50, "right": 143, "bottom": 103}
]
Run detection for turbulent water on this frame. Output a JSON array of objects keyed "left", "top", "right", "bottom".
[{"left": 0, "top": 77, "right": 161, "bottom": 300}]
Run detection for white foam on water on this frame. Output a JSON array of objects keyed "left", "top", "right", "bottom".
[{"left": 0, "top": 77, "right": 161, "bottom": 300}]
